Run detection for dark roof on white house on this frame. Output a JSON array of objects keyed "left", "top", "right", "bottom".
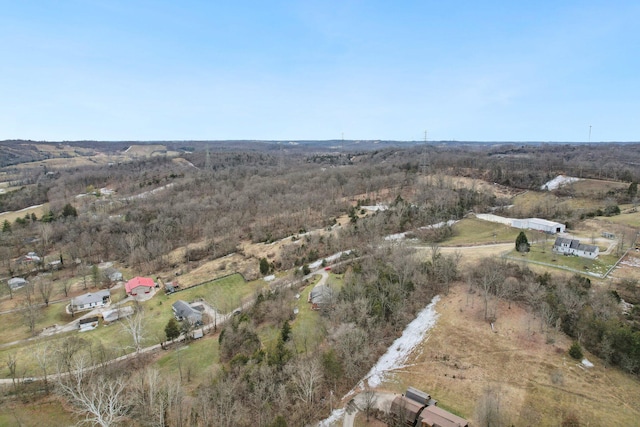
[
  {"left": 172, "top": 300, "right": 202, "bottom": 323},
  {"left": 72, "top": 290, "right": 110, "bottom": 307},
  {"left": 553, "top": 237, "right": 597, "bottom": 253}
]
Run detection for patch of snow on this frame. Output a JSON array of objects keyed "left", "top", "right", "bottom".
[
  {"left": 581, "top": 358, "right": 594, "bottom": 368},
  {"left": 384, "top": 232, "right": 406, "bottom": 241},
  {"left": 541, "top": 175, "right": 580, "bottom": 191},
  {"left": 420, "top": 219, "right": 457, "bottom": 230},
  {"left": 619, "top": 257, "right": 640, "bottom": 268},
  {"left": 124, "top": 183, "right": 175, "bottom": 200},
  {"left": 361, "top": 204, "right": 388, "bottom": 212},
  {"left": 317, "top": 408, "right": 345, "bottom": 427},
  {"left": 364, "top": 296, "right": 440, "bottom": 388},
  {"left": 264, "top": 274, "right": 275, "bottom": 282},
  {"left": 309, "top": 260, "right": 323, "bottom": 269}
]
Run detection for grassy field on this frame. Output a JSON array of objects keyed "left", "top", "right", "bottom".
[
  {"left": 391, "top": 285, "right": 640, "bottom": 426},
  {"left": 505, "top": 243, "right": 619, "bottom": 278},
  {"left": 0, "top": 395, "right": 78, "bottom": 426},
  {"left": 0, "top": 203, "right": 50, "bottom": 223},
  {"left": 0, "top": 273, "right": 262, "bottom": 378},
  {"left": 439, "top": 218, "right": 520, "bottom": 246},
  {"left": 154, "top": 336, "right": 221, "bottom": 381}
]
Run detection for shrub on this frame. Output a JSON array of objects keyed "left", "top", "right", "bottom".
[{"left": 569, "top": 342, "right": 583, "bottom": 360}]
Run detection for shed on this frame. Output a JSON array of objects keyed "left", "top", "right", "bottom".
[
  {"left": 406, "top": 387, "right": 431, "bottom": 406},
  {"left": 102, "top": 306, "right": 134, "bottom": 323},
  {"left": 79, "top": 316, "right": 100, "bottom": 332},
  {"left": 7, "top": 277, "right": 28, "bottom": 290}
]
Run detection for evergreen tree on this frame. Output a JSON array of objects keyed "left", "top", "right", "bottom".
[
  {"left": 569, "top": 342, "right": 583, "bottom": 360},
  {"left": 62, "top": 203, "right": 78, "bottom": 218},
  {"left": 515, "top": 231, "right": 530, "bottom": 252},
  {"left": 259, "top": 257, "right": 270, "bottom": 275},
  {"left": 2, "top": 219, "right": 11, "bottom": 233},
  {"left": 165, "top": 317, "right": 180, "bottom": 341},
  {"left": 280, "top": 320, "right": 291, "bottom": 342}
]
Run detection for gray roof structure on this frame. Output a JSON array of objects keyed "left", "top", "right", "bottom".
[
  {"left": 72, "top": 290, "right": 110, "bottom": 307},
  {"left": 172, "top": 300, "right": 203, "bottom": 324},
  {"left": 310, "top": 284, "right": 334, "bottom": 306},
  {"left": 554, "top": 237, "right": 598, "bottom": 253},
  {"left": 7, "top": 277, "right": 28, "bottom": 289}
]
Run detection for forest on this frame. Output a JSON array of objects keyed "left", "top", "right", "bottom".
[{"left": 0, "top": 140, "right": 639, "bottom": 426}]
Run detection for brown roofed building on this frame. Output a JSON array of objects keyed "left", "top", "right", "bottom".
[
  {"left": 420, "top": 405, "right": 468, "bottom": 427},
  {"left": 390, "top": 395, "right": 426, "bottom": 426}
]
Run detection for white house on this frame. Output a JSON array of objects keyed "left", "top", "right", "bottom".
[
  {"left": 71, "top": 289, "right": 111, "bottom": 312},
  {"left": 512, "top": 218, "right": 566, "bottom": 234},
  {"left": 553, "top": 237, "right": 599, "bottom": 259}
]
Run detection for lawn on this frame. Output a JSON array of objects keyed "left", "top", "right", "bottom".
[
  {"left": 0, "top": 395, "right": 78, "bottom": 427},
  {"left": 154, "top": 336, "right": 221, "bottom": 381},
  {"left": 440, "top": 218, "right": 520, "bottom": 246},
  {"left": 0, "top": 273, "right": 261, "bottom": 379},
  {"left": 504, "top": 244, "right": 619, "bottom": 278},
  {"left": 290, "top": 282, "right": 325, "bottom": 354},
  {"left": 166, "top": 273, "right": 267, "bottom": 314}
]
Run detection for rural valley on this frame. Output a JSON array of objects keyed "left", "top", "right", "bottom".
[{"left": 0, "top": 140, "right": 639, "bottom": 426}]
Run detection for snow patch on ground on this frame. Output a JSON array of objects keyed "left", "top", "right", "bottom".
[
  {"left": 582, "top": 358, "right": 594, "bottom": 368},
  {"left": 541, "top": 175, "right": 580, "bottom": 191},
  {"left": 364, "top": 295, "right": 440, "bottom": 388},
  {"left": 317, "top": 295, "right": 441, "bottom": 426},
  {"left": 384, "top": 220, "right": 458, "bottom": 241},
  {"left": 619, "top": 256, "right": 640, "bottom": 268},
  {"left": 361, "top": 204, "right": 388, "bottom": 212},
  {"left": 317, "top": 408, "right": 345, "bottom": 427},
  {"left": 309, "top": 250, "right": 353, "bottom": 269},
  {"left": 384, "top": 232, "right": 407, "bottom": 241},
  {"left": 263, "top": 275, "right": 275, "bottom": 282}
]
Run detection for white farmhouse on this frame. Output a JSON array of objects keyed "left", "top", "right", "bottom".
[{"left": 553, "top": 237, "right": 599, "bottom": 259}]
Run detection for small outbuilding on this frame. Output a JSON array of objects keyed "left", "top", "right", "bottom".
[
  {"left": 7, "top": 277, "right": 28, "bottom": 290},
  {"left": 102, "top": 306, "right": 135, "bottom": 323},
  {"left": 79, "top": 316, "right": 100, "bottom": 332}
]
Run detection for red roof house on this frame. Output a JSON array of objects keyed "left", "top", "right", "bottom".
[{"left": 125, "top": 277, "right": 155, "bottom": 296}]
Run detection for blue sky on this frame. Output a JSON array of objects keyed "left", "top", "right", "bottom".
[{"left": 1, "top": 1, "right": 638, "bottom": 142}]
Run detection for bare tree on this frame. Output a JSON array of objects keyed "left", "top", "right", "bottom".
[
  {"left": 21, "top": 282, "right": 41, "bottom": 335},
  {"left": 121, "top": 309, "right": 146, "bottom": 354},
  {"left": 361, "top": 387, "right": 378, "bottom": 422},
  {"left": 57, "top": 355, "right": 128, "bottom": 427},
  {"left": 289, "top": 356, "right": 323, "bottom": 408},
  {"left": 38, "top": 277, "right": 53, "bottom": 306},
  {"left": 6, "top": 353, "right": 18, "bottom": 390},
  {"left": 34, "top": 342, "right": 51, "bottom": 392}
]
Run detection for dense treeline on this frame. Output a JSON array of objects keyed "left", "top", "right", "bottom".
[{"left": 470, "top": 258, "right": 640, "bottom": 375}]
